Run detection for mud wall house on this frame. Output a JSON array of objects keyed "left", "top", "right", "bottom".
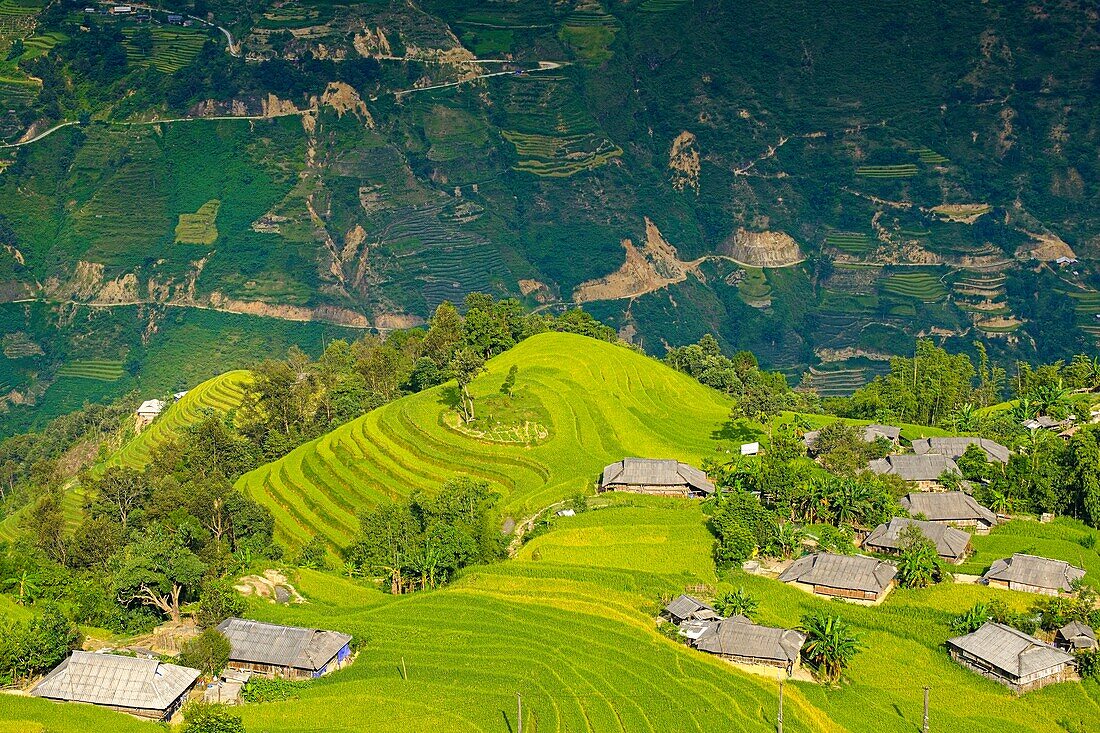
[
  {"left": 981, "top": 554, "right": 1086, "bottom": 597},
  {"left": 30, "top": 651, "right": 200, "bottom": 721},
  {"left": 947, "top": 622, "right": 1077, "bottom": 693},
  {"left": 778, "top": 553, "right": 897, "bottom": 603},
  {"left": 899, "top": 491, "right": 998, "bottom": 533},
  {"left": 694, "top": 618, "right": 806, "bottom": 675},
  {"left": 217, "top": 618, "right": 353, "bottom": 680},
  {"left": 911, "top": 437, "right": 1010, "bottom": 465},
  {"left": 863, "top": 517, "right": 971, "bottom": 564},
  {"left": 599, "top": 458, "right": 714, "bottom": 498},
  {"left": 867, "top": 454, "right": 961, "bottom": 491}
]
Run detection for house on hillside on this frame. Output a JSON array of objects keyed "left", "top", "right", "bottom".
[
  {"left": 599, "top": 458, "right": 714, "bottom": 498},
  {"left": 1023, "top": 415, "right": 1070, "bottom": 432},
  {"left": 778, "top": 552, "right": 897, "bottom": 603},
  {"left": 899, "top": 492, "right": 997, "bottom": 532},
  {"left": 862, "top": 518, "right": 971, "bottom": 564},
  {"left": 867, "top": 454, "right": 961, "bottom": 490},
  {"left": 912, "top": 436, "right": 1010, "bottom": 464},
  {"left": 695, "top": 617, "right": 806, "bottom": 675},
  {"left": 31, "top": 651, "right": 199, "bottom": 721},
  {"left": 217, "top": 618, "right": 352, "bottom": 680},
  {"left": 1055, "top": 621, "right": 1097, "bottom": 651},
  {"left": 947, "top": 622, "right": 1076, "bottom": 693},
  {"left": 135, "top": 399, "right": 165, "bottom": 430},
  {"left": 804, "top": 423, "right": 901, "bottom": 454},
  {"left": 663, "top": 594, "right": 718, "bottom": 625},
  {"left": 981, "top": 554, "right": 1085, "bottom": 596}
]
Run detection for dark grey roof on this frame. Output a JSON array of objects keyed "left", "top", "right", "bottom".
[
  {"left": 982, "top": 554, "right": 1085, "bottom": 593},
  {"left": 868, "top": 454, "right": 961, "bottom": 481},
  {"left": 31, "top": 651, "right": 199, "bottom": 711},
  {"left": 696, "top": 618, "right": 806, "bottom": 663},
  {"left": 803, "top": 424, "right": 900, "bottom": 451},
  {"left": 1057, "top": 621, "right": 1096, "bottom": 649},
  {"left": 664, "top": 594, "right": 716, "bottom": 621},
  {"left": 217, "top": 618, "right": 352, "bottom": 671},
  {"left": 778, "top": 552, "right": 897, "bottom": 594},
  {"left": 863, "top": 518, "right": 971, "bottom": 561},
  {"left": 600, "top": 458, "right": 714, "bottom": 494},
  {"left": 948, "top": 622, "right": 1074, "bottom": 678},
  {"left": 912, "top": 437, "right": 1010, "bottom": 464},
  {"left": 900, "top": 492, "right": 997, "bottom": 525}
]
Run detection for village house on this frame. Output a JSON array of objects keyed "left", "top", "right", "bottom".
[
  {"left": 135, "top": 398, "right": 165, "bottom": 430},
  {"left": 662, "top": 594, "right": 718, "bottom": 625},
  {"left": 862, "top": 517, "right": 971, "bottom": 564},
  {"left": 947, "top": 622, "right": 1077, "bottom": 693},
  {"left": 599, "top": 458, "right": 714, "bottom": 498},
  {"left": 981, "top": 554, "right": 1085, "bottom": 596},
  {"left": 912, "top": 436, "right": 1010, "bottom": 465},
  {"left": 778, "top": 552, "right": 897, "bottom": 603},
  {"left": 694, "top": 617, "right": 806, "bottom": 675},
  {"left": 1023, "top": 415, "right": 1070, "bottom": 432},
  {"left": 803, "top": 423, "right": 901, "bottom": 454},
  {"left": 217, "top": 618, "right": 353, "bottom": 680},
  {"left": 867, "top": 454, "right": 961, "bottom": 490},
  {"left": 1055, "top": 621, "right": 1097, "bottom": 652},
  {"left": 899, "top": 491, "right": 998, "bottom": 533},
  {"left": 31, "top": 651, "right": 199, "bottom": 721}
]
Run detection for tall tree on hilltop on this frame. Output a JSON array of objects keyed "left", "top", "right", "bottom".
[{"left": 450, "top": 348, "right": 486, "bottom": 423}]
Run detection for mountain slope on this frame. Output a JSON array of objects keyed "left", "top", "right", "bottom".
[{"left": 235, "top": 332, "right": 739, "bottom": 547}]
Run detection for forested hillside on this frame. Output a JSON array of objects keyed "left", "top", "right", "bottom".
[{"left": 0, "top": 0, "right": 1097, "bottom": 433}]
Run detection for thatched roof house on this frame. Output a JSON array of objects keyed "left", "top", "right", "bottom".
[
  {"left": 900, "top": 492, "right": 997, "bottom": 532},
  {"left": 867, "top": 454, "right": 961, "bottom": 489},
  {"left": 779, "top": 552, "right": 897, "bottom": 602},
  {"left": 863, "top": 518, "right": 971, "bottom": 564},
  {"left": 695, "top": 618, "right": 806, "bottom": 673},
  {"left": 804, "top": 423, "right": 901, "bottom": 453},
  {"left": 599, "top": 458, "right": 714, "bottom": 497},
  {"left": 31, "top": 651, "right": 199, "bottom": 721},
  {"left": 912, "top": 436, "right": 1010, "bottom": 464},
  {"left": 981, "top": 554, "right": 1085, "bottom": 596},
  {"left": 663, "top": 594, "right": 718, "bottom": 625},
  {"left": 1056, "top": 621, "right": 1097, "bottom": 651},
  {"left": 217, "top": 618, "right": 352, "bottom": 680},
  {"left": 947, "top": 622, "right": 1076, "bottom": 693}
]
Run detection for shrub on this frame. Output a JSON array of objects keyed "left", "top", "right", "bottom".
[
  {"left": 295, "top": 535, "right": 329, "bottom": 570},
  {"left": 197, "top": 578, "right": 246, "bottom": 628},
  {"left": 241, "top": 676, "right": 307, "bottom": 703},
  {"left": 181, "top": 702, "right": 245, "bottom": 733},
  {"left": 179, "top": 629, "right": 231, "bottom": 679},
  {"left": 1076, "top": 650, "right": 1100, "bottom": 680}
]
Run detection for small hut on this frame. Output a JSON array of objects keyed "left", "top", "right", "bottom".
[
  {"left": 599, "top": 458, "right": 714, "bottom": 498},
  {"left": 912, "top": 436, "right": 1010, "bottom": 464},
  {"left": 695, "top": 618, "right": 806, "bottom": 674},
  {"left": 862, "top": 518, "right": 971, "bottom": 564},
  {"left": 662, "top": 594, "right": 718, "bottom": 625},
  {"left": 778, "top": 552, "right": 897, "bottom": 603},
  {"left": 947, "top": 622, "right": 1076, "bottom": 693},
  {"left": 1055, "top": 621, "right": 1097, "bottom": 651},
  {"left": 867, "top": 455, "right": 961, "bottom": 490},
  {"left": 981, "top": 554, "right": 1086, "bottom": 596},
  {"left": 217, "top": 618, "right": 352, "bottom": 680},
  {"left": 899, "top": 492, "right": 997, "bottom": 533}
]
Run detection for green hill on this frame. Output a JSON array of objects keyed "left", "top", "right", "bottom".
[{"left": 236, "top": 332, "right": 740, "bottom": 548}]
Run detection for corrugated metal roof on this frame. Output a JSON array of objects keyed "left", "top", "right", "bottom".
[
  {"left": 948, "top": 622, "right": 1073, "bottom": 678},
  {"left": 31, "top": 651, "right": 199, "bottom": 711},
  {"left": 600, "top": 458, "right": 714, "bottom": 494},
  {"left": 217, "top": 619, "right": 352, "bottom": 671},
  {"left": 863, "top": 518, "right": 971, "bottom": 560},
  {"left": 982, "top": 554, "right": 1085, "bottom": 592},
  {"left": 868, "top": 454, "right": 961, "bottom": 481},
  {"left": 900, "top": 492, "right": 997, "bottom": 525},
  {"left": 664, "top": 594, "right": 715, "bottom": 620},
  {"left": 912, "top": 437, "right": 1010, "bottom": 464},
  {"left": 696, "top": 618, "right": 805, "bottom": 663},
  {"left": 778, "top": 553, "right": 896, "bottom": 593},
  {"left": 1057, "top": 620, "right": 1096, "bottom": 649}
]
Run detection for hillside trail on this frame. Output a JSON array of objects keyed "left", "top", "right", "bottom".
[{"left": 507, "top": 500, "right": 567, "bottom": 556}]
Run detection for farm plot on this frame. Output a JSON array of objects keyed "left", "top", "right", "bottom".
[
  {"left": 121, "top": 25, "right": 209, "bottom": 74},
  {"left": 236, "top": 332, "right": 737, "bottom": 549},
  {"left": 638, "top": 0, "right": 688, "bottom": 11},
  {"left": 855, "top": 163, "right": 918, "bottom": 178},
  {"left": 909, "top": 147, "right": 949, "bottom": 164},
  {"left": 880, "top": 270, "right": 947, "bottom": 302},
  {"left": 824, "top": 231, "right": 873, "bottom": 255},
  {"left": 56, "top": 359, "right": 124, "bottom": 381},
  {"left": 560, "top": 0, "right": 620, "bottom": 63},
  {"left": 174, "top": 199, "right": 220, "bottom": 245},
  {"left": 799, "top": 366, "right": 869, "bottom": 397},
  {"left": 736, "top": 267, "right": 772, "bottom": 307},
  {"left": 1068, "top": 290, "right": 1100, "bottom": 338}
]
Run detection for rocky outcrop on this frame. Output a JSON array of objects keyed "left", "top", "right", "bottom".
[
  {"left": 720, "top": 229, "right": 803, "bottom": 267},
  {"left": 573, "top": 218, "right": 701, "bottom": 303},
  {"left": 669, "top": 131, "right": 700, "bottom": 193}
]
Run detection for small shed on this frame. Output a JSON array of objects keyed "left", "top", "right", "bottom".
[
  {"left": 217, "top": 618, "right": 353, "bottom": 680},
  {"left": 911, "top": 436, "right": 1010, "bottom": 464},
  {"left": 947, "top": 622, "right": 1076, "bottom": 693},
  {"left": 740, "top": 442, "right": 760, "bottom": 456},
  {"left": 695, "top": 618, "right": 806, "bottom": 674},
  {"left": 31, "top": 651, "right": 199, "bottom": 721},
  {"left": 981, "top": 554, "right": 1085, "bottom": 596},
  {"left": 663, "top": 594, "right": 718, "bottom": 625},
  {"left": 778, "top": 552, "right": 897, "bottom": 602},
  {"left": 867, "top": 454, "right": 961, "bottom": 490},
  {"left": 899, "top": 491, "right": 997, "bottom": 533},
  {"left": 1055, "top": 621, "right": 1097, "bottom": 651},
  {"left": 599, "top": 458, "right": 714, "bottom": 498},
  {"left": 863, "top": 517, "right": 971, "bottom": 564},
  {"left": 135, "top": 399, "right": 166, "bottom": 430}
]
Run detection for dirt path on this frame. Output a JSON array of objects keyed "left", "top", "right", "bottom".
[{"left": 508, "top": 500, "right": 567, "bottom": 556}]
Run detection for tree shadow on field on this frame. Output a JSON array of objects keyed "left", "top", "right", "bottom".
[
  {"left": 500, "top": 710, "right": 514, "bottom": 733},
  {"left": 439, "top": 385, "right": 462, "bottom": 411},
  {"left": 711, "top": 418, "right": 759, "bottom": 443}
]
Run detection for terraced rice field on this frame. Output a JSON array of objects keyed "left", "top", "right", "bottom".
[
  {"left": 880, "top": 271, "right": 947, "bottom": 302},
  {"left": 824, "top": 231, "right": 873, "bottom": 255},
  {"left": 56, "top": 359, "right": 124, "bottom": 381},
  {"left": 799, "top": 366, "right": 869, "bottom": 397},
  {"left": 1068, "top": 290, "right": 1100, "bottom": 338},
  {"left": 236, "top": 333, "right": 737, "bottom": 549},
  {"left": 909, "top": 147, "right": 949, "bottom": 164},
  {"left": 855, "top": 164, "right": 918, "bottom": 178},
  {"left": 638, "top": 0, "right": 688, "bottom": 11},
  {"left": 121, "top": 25, "right": 209, "bottom": 73},
  {"left": 174, "top": 199, "right": 220, "bottom": 245},
  {"left": 110, "top": 370, "right": 251, "bottom": 470}
]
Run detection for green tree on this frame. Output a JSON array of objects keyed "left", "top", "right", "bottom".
[
  {"left": 895, "top": 524, "right": 941, "bottom": 588},
  {"left": 799, "top": 613, "right": 862, "bottom": 683},
  {"left": 179, "top": 629, "right": 231, "bottom": 680},
  {"left": 88, "top": 466, "right": 148, "bottom": 531},
  {"left": 180, "top": 701, "right": 245, "bottom": 733},
  {"left": 295, "top": 536, "right": 329, "bottom": 570},
  {"left": 196, "top": 578, "right": 246, "bottom": 628},
  {"left": 956, "top": 443, "right": 993, "bottom": 483},
  {"left": 713, "top": 587, "right": 758, "bottom": 620},
  {"left": 449, "top": 348, "right": 486, "bottom": 423},
  {"left": 113, "top": 527, "right": 207, "bottom": 623},
  {"left": 500, "top": 364, "right": 518, "bottom": 397},
  {"left": 1, "top": 569, "right": 39, "bottom": 605}
]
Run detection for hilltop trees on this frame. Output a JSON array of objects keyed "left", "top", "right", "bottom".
[{"left": 113, "top": 528, "right": 206, "bottom": 623}]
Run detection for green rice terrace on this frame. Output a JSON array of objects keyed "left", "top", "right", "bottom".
[
  {"left": 854, "top": 163, "right": 919, "bottom": 179},
  {"left": 880, "top": 270, "right": 948, "bottom": 303},
  {"left": 120, "top": 25, "right": 211, "bottom": 74},
  {"left": 824, "top": 231, "right": 873, "bottom": 256},
  {"left": 55, "top": 359, "right": 124, "bottom": 381}
]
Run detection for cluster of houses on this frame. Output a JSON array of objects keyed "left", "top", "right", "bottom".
[
  {"left": 599, "top": 452, "right": 1096, "bottom": 693},
  {"left": 27, "top": 619, "right": 352, "bottom": 721}
]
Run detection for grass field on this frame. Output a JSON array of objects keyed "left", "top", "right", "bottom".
[
  {"left": 109, "top": 370, "right": 251, "bottom": 470},
  {"left": 174, "top": 199, "right": 220, "bottom": 245},
  {"left": 236, "top": 332, "right": 740, "bottom": 549}
]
